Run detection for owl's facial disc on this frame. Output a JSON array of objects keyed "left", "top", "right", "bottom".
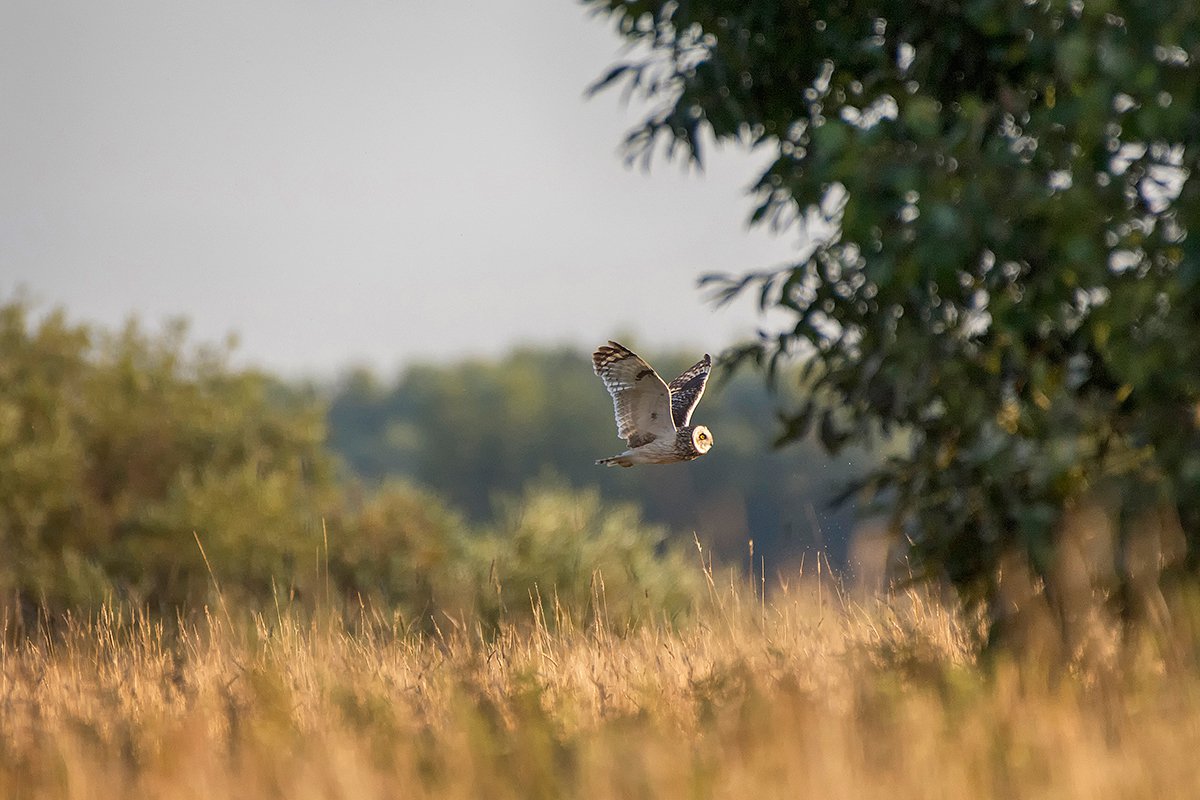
[{"left": 692, "top": 426, "right": 713, "bottom": 454}]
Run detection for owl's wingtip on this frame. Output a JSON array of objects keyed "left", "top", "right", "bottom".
[{"left": 592, "top": 340, "right": 637, "bottom": 375}]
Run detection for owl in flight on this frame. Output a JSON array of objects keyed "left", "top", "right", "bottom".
[{"left": 592, "top": 341, "right": 714, "bottom": 467}]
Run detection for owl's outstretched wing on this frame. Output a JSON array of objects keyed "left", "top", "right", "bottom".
[
  {"left": 668, "top": 354, "right": 711, "bottom": 427},
  {"left": 592, "top": 341, "right": 676, "bottom": 448}
]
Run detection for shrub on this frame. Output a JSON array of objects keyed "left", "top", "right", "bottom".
[
  {"left": 0, "top": 300, "right": 333, "bottom": 613},
  {"left": 471, "top": 483, "right": 705, "bottom": 631},
  {"left": 324, "top": 481, "right": 475, "bottom": 624}
]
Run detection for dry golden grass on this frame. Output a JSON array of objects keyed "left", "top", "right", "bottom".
[{"left": 3, "top": 567, "right": 1200, "bottom": 799}]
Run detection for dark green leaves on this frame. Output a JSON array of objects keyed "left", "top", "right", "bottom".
[{"left": 585, "top": 0, "right": 1200, "bottom": 618}]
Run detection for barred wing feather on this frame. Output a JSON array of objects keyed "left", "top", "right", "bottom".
[
  {"left": 592, "top": 341, "right": 676, "bottom": 447},
  {"left": 668, "top": 354, "right": 711, "bottom": 427}
]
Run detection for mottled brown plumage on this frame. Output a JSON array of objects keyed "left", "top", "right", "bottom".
[{"left": 592, "top": 341, "right": 713, "bottom": 467}]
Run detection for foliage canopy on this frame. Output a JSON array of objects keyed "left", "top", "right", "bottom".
[
  {"left": 0, "top": 301, "right": 333, "bottom": 611},
  {"left": 586, "top": 0, "right": 1200, "bottom": 609}
]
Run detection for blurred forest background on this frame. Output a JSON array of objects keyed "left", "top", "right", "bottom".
[
  {"left": 0, "top": 297, "right": 870, "bottom": 623},
  {"left": 328, "top": 346, "right": 871, "bottom": 563}
]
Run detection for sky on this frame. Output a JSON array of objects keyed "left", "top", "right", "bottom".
[{"left": 1, "top": 0, "right": 799, "bottom": 378}]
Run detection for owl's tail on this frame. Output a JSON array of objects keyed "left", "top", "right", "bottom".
[{"left": 596, "top": 454, "right": 634, "bottom": 468}]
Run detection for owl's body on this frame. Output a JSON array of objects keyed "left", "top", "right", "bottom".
[
  {"left": 595, "top": 425, "right": 712, "bottom": 468},
  {"left": 592, "top": 341, "right": 714, "bottom": 467}
]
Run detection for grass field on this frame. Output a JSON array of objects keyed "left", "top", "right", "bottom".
[{"left": 3, "top": 563, "right": 1200, "bottom": 799}]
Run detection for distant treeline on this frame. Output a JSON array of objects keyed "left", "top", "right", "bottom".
[{"left": 326, "top": 346, "right": 874, "bottom": 568}]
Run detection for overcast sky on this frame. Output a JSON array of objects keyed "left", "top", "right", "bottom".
[{"left": 1, "top": 0, "right": 798, "bottom": 377}]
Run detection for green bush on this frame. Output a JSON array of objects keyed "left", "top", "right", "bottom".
[
  {"left": 324, "top": 481, "right": 475, "bottom": 624},
  {"left": 471, "top": 483, "right": 705, "bottom": 631},
  {"left": 0, "top": 300, "right": 333, "bottom": 613}
]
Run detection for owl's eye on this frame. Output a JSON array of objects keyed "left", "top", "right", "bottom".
[{"left": 698, "top": 433, "right": 707, "bottom": 440}]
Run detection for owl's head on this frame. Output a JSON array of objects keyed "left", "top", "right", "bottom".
[{"left": 691, "top": 425, "right": 714, "bottom": 454}]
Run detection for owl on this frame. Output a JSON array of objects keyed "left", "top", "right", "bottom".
[{"left": 592, "top": 341, "right": 714, "bottom": 467}]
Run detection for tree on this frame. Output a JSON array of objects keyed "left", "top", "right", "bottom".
[
  {"left": 0, "top": 299, "right": 336, "bottom": 613},
  {"left": 584, "top": 0, "right": 1200, "bottom": 618}
]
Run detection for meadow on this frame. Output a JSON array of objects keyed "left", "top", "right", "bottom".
[
  {"left": 4, "top": 559, "right": 1200, "bottom": 800},
  {"left": 6, "top": 300, "right": 1200, "bottom": 797}
]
